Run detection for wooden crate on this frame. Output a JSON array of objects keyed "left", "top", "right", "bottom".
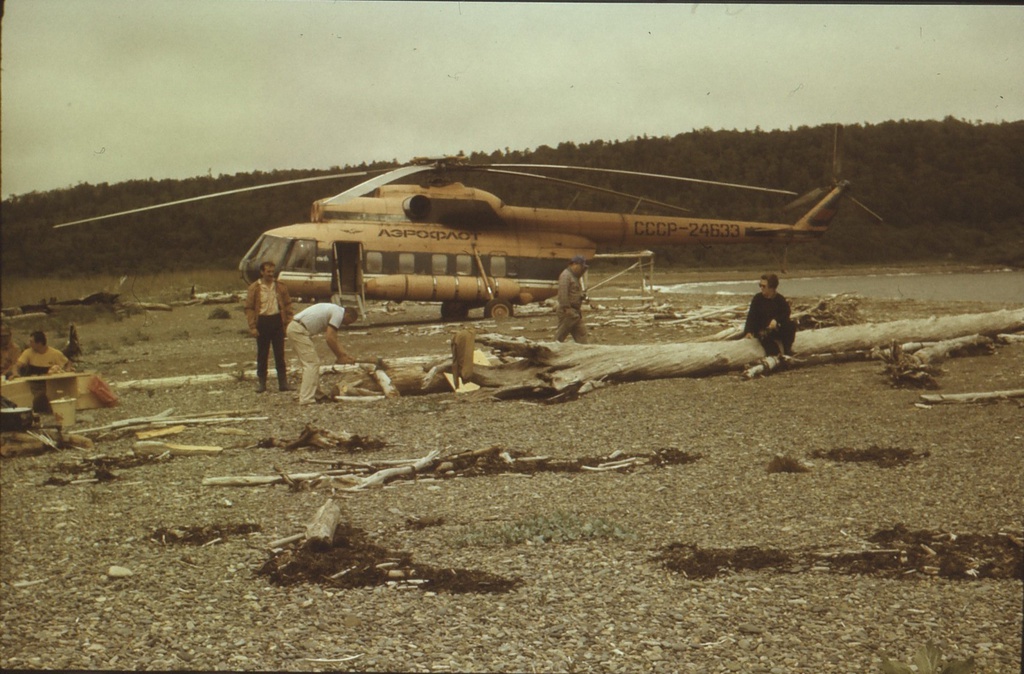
[{"left": 1, "top": 372, "right": 105, "bottom": 410}]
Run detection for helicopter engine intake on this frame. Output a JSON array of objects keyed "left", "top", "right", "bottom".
[{"left": 403, "top": 195, "right": 431, "bottom": 221}]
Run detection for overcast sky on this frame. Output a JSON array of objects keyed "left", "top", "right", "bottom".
[{"left": 2, "top": 1, "right": 1021, "bottom": 199}]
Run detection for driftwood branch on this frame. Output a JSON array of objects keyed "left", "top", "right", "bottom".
[
  {"left": 343, "top": 451, "right": 440, "bottom": 491},
  {"left": 919, "top": 389, "right": 1024, "bottom": 405},
  {"left": 202, "top": 450, "right": 440, "bottom": 490},
  {"left": 133, "top": 441, "right": 223, "bottom": 457},
  {"left": 913, "top": 335, "right": 994, "bottom": 363},
  {"left": 77, "top": 409, "right": 260, "bottom": 435},
  {"left": 202, "top": 470, "right": 360, "bottom": 488}
]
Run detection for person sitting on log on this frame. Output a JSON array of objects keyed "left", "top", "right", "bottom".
[{"left": 742, "top": 273, "right": 797, "bottom": 356}]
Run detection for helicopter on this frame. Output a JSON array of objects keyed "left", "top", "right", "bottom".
[{"left": 55, "top": 127, "right": 880, "bottom": 321}]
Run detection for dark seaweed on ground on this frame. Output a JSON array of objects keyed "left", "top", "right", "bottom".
[
  {"left": 811, "top": 445, "right": 929, "bottom": 467},
  {"left": 654, "top": 524, "right": 1022, "bottom": 581},
  {"left": 257, "top": 524, "right": 522, "bottom": 594}
]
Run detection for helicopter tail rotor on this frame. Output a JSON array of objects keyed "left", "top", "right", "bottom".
[
  {"left": 850, "top": 196, "right": 884, "bottom": 223},
  {"left": 832, "top": 124, "right": 843, "bottom": 183},
  {"left": 783, "top": 124, "right": 882, "bottom": 223}
]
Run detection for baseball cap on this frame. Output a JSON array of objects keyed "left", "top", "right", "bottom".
[{"left": 571, "top": 255, "right": 588, "bottom": 266}]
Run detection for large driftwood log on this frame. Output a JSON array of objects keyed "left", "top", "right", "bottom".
[{"left": 477, "top": 308, "right": 1024, "bottom": 392}]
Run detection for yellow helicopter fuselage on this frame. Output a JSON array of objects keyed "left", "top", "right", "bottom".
[{"left": 239, "top": 181, "right": 845, "bottom": 318}]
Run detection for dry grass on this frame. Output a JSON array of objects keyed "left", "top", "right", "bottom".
[{"left": 0, "top": 269, "right": 245, "bottom": 308}]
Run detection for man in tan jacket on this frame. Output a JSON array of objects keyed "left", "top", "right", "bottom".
[{"left": 244, "top": 261, "right": 295, "bottom": 392}]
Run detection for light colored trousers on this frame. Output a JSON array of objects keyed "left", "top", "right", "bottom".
[{"left": 286, "top": 321, "right": 321, "bottom": 404}]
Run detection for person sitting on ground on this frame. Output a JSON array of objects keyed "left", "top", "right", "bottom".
[
  {"left": 742, "top": 273, "right": 797, "bottom": 356},
  {"left": 1, "top": 324, "right": 22, "bottom": 380},
  {"left": 13, "top": 331, "right": 75, "bottom": 377},
  {"left": 286, "top": 304, "right": 360, "bottom": 405}
]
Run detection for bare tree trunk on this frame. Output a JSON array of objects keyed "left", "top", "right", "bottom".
[{"left": 478, "top": 308, "right": 1024, "bottom": 392}]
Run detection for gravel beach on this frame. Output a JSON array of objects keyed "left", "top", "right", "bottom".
[{"left": 2, "top": 272, "right": 1021, "bottom": 673}]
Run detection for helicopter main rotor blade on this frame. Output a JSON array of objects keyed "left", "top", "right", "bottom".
[
  {"left": 319, "top": 165, "right": 435, "bottom": 206},
  {"left": 851, "top": 196, "right": 884, "bottom": 223},
  {"left": 52, "top": 169, "right": 386, "bottom": 229},
  {"left": 488, "top": 164, "right": 798, "bottom": 196},
  {"left": 470, "top": 167, "right": 691, "bottom": 214}
]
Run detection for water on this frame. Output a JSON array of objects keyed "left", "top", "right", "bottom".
[{"left": 656, "top": 269, "right": 1024, "bottom": 304}]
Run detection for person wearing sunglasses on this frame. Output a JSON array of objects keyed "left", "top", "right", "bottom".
[{"left": 742, "top": 273, "right": 796, "bottom": 356}]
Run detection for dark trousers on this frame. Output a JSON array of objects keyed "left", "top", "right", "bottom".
[
  {"left": 256, "top": 314, "right": 287, "bottom": 380},
  {"left": 758, "top": 321, "right": 797, "bottom": 356}
]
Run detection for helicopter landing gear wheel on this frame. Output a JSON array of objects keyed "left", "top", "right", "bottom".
[
  {"left": 484, "top": 299, "right": 514, "bottom": 319},
  {"left": 440, "top": 301, "right": 470, "bottom": 322}
]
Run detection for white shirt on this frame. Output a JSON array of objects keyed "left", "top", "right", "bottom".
[{"left": 293, "top": 304, "right": 347, "bottom": 335}]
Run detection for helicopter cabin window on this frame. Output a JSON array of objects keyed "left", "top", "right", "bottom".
[
  {"left": 284, "top": 239, "right": 317, "bottom": 271},
  {"left": 489, "top": 256, "right": 507, "bottom": 277},
  {"left": 365, "top": 252, "right": 383, "bottom": 274},
  {"left": 398, "top": 253, "right": 416, "bottom": 274},
  {"left": 431, "top": 254, "right": 448, "bottom": 275},
  {"left": 455, "top": 255, "right": 473, "bottom": 276}
]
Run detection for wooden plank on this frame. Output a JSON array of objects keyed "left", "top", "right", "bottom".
[
  {"left": 135, "top": 425, "right": 187, "bottom": 440},
  {"left": 133, "top": 441, "right": 223, "bottom": 456}
]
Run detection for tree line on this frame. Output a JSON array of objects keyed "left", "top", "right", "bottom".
[{"left": 2, "top": 117, "right": 1021, "bottom": 279}]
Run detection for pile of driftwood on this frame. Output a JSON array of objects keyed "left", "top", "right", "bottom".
[
  {"left": 0, "top": 428, "right": 94, "bottom": 458},
  {"left": 592, "top": 293, "right": 862, "bottom": 340},
  {"left": 70, "top": 407, "right": 268, "bottom": 457},
  {"left": 202, "top": 444, "right": 700, "bottom": 493}
]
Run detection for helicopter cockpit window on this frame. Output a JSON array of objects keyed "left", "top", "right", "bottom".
[
  {"left": 365, "top": 252, "right": 383, "bottom": 274},
  {"left": 398, "top": 253, "right": 416, "bottom": 274},
  {"left": 489, "top": 256, "right": 507, "bottom": 277},
  {"left": 431, "top": 254, "right": 448, "bottom": 275},
  {"left": 246, "top": 235, "right": 291, "bottom": 268},
  {"left": 455, "top": 255, "right": 473, "bottom": 275},
  {"left": 284, "top": 239, "right": 317, "bottom": 271}
]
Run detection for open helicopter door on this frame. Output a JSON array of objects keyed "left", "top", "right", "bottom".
[{"left": 332, "top": 242, "right": 365, "bottom": 315}]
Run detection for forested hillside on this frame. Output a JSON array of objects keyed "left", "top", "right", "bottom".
[{"left": 3, "top": 117, "right": 1022, "bottom": 278}]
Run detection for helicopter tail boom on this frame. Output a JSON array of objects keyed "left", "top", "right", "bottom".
[{"left": 792, "top": 181, "right": 850, "bottom": 231}]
